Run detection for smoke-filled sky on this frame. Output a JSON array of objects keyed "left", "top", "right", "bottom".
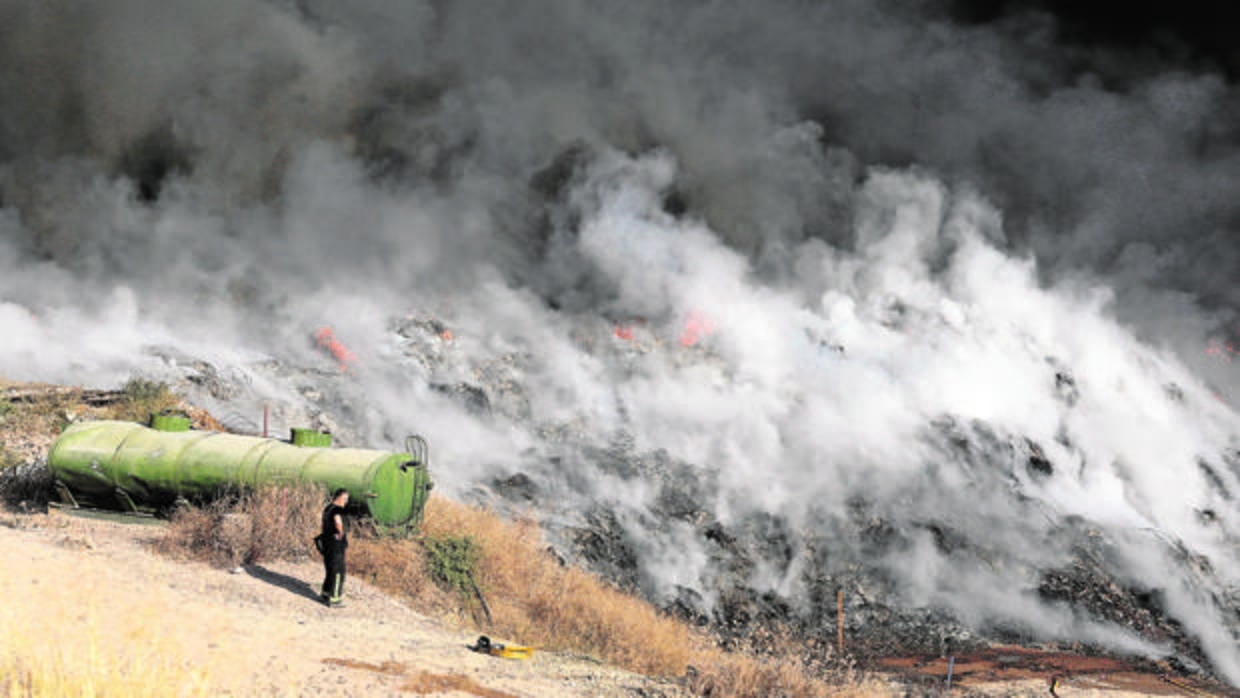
[
  {"left": 2, "top": 1, "right": 1238, "bottom": 371},
  {"left": 2, "top": 0, "right": 1239, "bottom": 682}
]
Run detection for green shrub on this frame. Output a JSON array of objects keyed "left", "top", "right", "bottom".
[
  {"left": 122, "top": 378, "right": 168, "bottom": 403},
  {"left": 423, "top": 534, "right": 481, "bottom": 595},
  {"left": 109, "top": 378, "right": 180, "bottom": 424}
]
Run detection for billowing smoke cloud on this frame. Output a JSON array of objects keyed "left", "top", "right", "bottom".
[{"left": 2, "top": 0, "right": 1238, "bottom": 683}]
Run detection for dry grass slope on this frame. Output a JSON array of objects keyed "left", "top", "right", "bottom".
[
  {"left": 0, "top": 577, "right": 213, "bottom": 698},
  {"left": 162, "top": 490, "right": 886, "bottom": 696},
  {"left": 0, "top": 658, "right": 210, "bottom": 698},
  {"left": 352, "top": 497, "right": 695, "bottom": 676},
  {"left": 363, "top": 499, "right": 890, "bottom": 696}
]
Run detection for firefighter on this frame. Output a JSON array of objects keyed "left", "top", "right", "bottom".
[{"left": 319, "top": 488, "right": 349, "bottom": 606}]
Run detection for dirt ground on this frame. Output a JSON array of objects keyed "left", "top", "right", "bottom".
[
  {"left": 0, "top": 509, "right": 685, "bottom": 697},
  {"left": 5, "top": 508, "right": 1234, "bottom": 697},
  {"left": 877, "top": 648, "right": 1237, "bottom": 697}
]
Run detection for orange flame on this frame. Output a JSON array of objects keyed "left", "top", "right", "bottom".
[
  {"left": 680, "top": 310, "right": 716, "bottom": 347},
  {"left": 315, "top": 327, "right": 357, "bottom": 372}
]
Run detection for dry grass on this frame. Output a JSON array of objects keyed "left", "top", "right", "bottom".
[
  {"left": 351, "top": 498, "right": 888, "bottom": 696},
  {"left": 0, "top": 379, "right": 220, "bottom": 453},
  {"left": 0, "top": 654, "right": 210, "bottom": 698},
  {"left": 0, "top": 593, "right": 212, "bottom": 697},
  {"left": 0, "top": 382, "right": 95, "bottom": 437},
  {"left": 155, "top": 473, "right": 886, "bottom": 695},
  {"left": 157, "top": 483, "right": 324, "bottom": 567},
  {"left": 350, "top": 497, "right": 694, "bottom": 676},
  {"left": 0, "top": 660, "right": 201, "bottom": 697},
  {"left": 685, "top": 631, "right": 892, "bottom": 698}
]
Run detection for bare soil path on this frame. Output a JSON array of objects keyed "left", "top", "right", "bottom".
[{"left": 1, "top": 509, "right": 683, "bottom": 697}]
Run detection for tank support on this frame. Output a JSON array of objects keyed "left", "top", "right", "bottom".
[
  {"left": 54, "top": 481, "right": 79, "bottom": 508},
  {"left": 114, "top": 487, "right": 140, "bottom": 513}
]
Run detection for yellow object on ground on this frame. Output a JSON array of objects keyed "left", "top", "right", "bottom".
[
  {"left": 493, "top": 644, "right": 533, "bottom": 660},
  {"left": 469, "top": 636, "right": 534, "bottom": 660}
]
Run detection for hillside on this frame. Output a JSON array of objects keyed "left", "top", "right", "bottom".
[{"left": 1, "top": 381, "right": 1234, "bottom": 697}]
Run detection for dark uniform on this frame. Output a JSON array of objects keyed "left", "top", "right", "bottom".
[{"left": 319, "top": 501, "right": 348, "bottom": 604}]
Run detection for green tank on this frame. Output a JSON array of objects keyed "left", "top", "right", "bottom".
[{"left": 47, "top": 420, "right": 432, "bottom": 527}]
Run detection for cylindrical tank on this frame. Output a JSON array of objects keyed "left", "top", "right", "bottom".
[{"left": 47, "top": 420, "right": 432, "bottom": 527}]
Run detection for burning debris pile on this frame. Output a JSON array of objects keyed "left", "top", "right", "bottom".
[{"left": 139, "top": 306, "right": 1239, "bottom": 685}]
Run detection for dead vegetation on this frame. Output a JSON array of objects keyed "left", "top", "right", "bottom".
[
  {"left": 349, "top": 498, "right": 695, "bottom": 676},
  {"left": 0, "top": 378, "right": 221, "bottom": 452},
  {"left": 1, "top": 378, "right": 177, "bottom": 437},
  {"left": 155, "top": 484, "right": 324, "bottom": 567},
  {"left": 161, "top": 489, "right": 883, "bottom": 696},
  {"left": 686, "top": 631, "right": 877, "bottom": 698},
  {"left": 0, "top": 540, "right": 214, "bottom": 698},
  {"left": 364, "top": 499, "right": 885, "bottom": 695}
]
